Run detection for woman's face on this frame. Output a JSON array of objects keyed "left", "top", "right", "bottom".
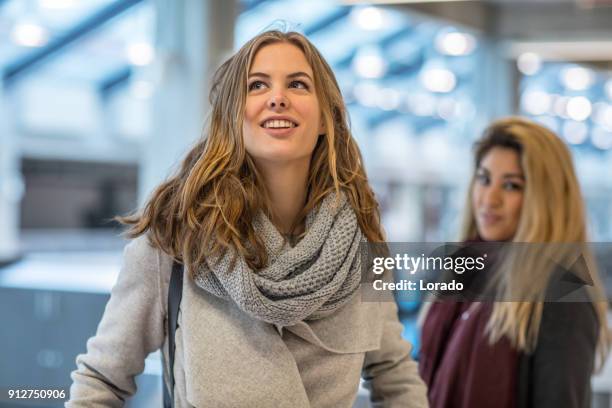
[
  {"left": 472, "top": 147, "right": 525, "bottom": 241},
  {"left": 243, "top": 42, "right": 323, "bottom": 167}
]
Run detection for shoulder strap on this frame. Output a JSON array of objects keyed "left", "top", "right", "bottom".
[{"left": 163, "top": 261, "right": 183, "bottom": 408}]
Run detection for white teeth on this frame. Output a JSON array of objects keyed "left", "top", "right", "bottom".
[{"left": 263, "top": 119, "right": 296, "bottom": 129}]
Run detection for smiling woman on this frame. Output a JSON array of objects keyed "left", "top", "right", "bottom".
[
  {"left": 243, "top": 42, "right": 325, "bottom": 234},
  {"left": 471, "top": 145, "right": 524, "bottom": 242},
  {"left": 244, "top": 43, "right": 322, "bottom": 164},
  {"left": 66, "top": 30, "right": 428, "bottom": 408},
  {"left": 419, "top": 117, "right": 609, "bottom": 408}
]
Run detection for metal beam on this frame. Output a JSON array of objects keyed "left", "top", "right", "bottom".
[
  {"left": 304, "top": 8, "right": 351, "bottom": 36},
  {"left": 496, "top": 2, "right": 612, "bottom": 41},
  {"left": 99, "top": 66, "right": 132, "bottom": 97},
  {"left": 2, "top": 0, "right": 146, "bottom": 87}
]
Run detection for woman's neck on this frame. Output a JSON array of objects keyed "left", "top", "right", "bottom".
[{"left": 257, "top": 159, "right": 309, "bottom": 235}]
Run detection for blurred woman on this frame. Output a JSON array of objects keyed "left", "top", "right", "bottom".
[
  {"left": 67, "top": 30, "right": 427, "bottom": 407},
  {"left": 419, "top": 117, "right": 609, "bottom": 408}
]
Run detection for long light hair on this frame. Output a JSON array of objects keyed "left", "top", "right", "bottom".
[
  {"left": 460, "top": 117, "right": 609, "bottom": 365},
  {"left": 119, "top": 30, "right": 384, "bottom": 277}
]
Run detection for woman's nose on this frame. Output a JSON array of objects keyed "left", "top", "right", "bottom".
[
  {"left": 482, "top": 186, "right": 503, "bottom": 208},
  {"left": 267, "top": 92, "right": 289, "bottom": 110}
]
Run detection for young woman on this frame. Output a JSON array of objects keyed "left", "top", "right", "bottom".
[
  {"left": 419, "top": 117, "right": 609, "bottom": 408},
  {"left": 67, "top": 30, "right": 428, "bottom": 407}
]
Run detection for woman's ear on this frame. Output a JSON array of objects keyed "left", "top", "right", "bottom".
[{"left": 318, "top": 119, "right": 326, "bottom": 136}]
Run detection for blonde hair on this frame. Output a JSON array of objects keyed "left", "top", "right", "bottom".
[
  {"left": 119, "top": 30, "right": 384, "bottom": 277},
  {"left": 460, "top": 117, "right": 609, "bottom": 366}
]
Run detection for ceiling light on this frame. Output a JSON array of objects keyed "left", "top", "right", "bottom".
[
  {"left": 126, "top": 42, "right": 155, "bottom": 66},
  {"left": 420, "top": 67, "right": 456, "bottom": 93},
  {"left": 517, "top": 52, "right": 541, "bottom": 76},
  {"left": 436, "top": 31, "right": 476, "bottom": 57},
  {"left": 351, "top": 6, "right": 385, "bottom": 31},
  {"left": 11, "top": 21, "right": 49, "bottom": 47},
  {"left": 521, "top": 91, "right": 551, "bottom": 116},
  {"left": 560, "top": 66, "right": 594, "bottom": 91},
  {"left": 552, "top": 95, "right": 570, "bottom": 118},
  {"left": 352, "top": 46, "right": 386, "bottom": 79},
  {"left": 566, "top": 96, "right": 592, "bottom": 121}
]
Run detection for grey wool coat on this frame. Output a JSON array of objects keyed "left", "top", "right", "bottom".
[{"left": 67, "top": 235, "right": 429, "bottom": 407}]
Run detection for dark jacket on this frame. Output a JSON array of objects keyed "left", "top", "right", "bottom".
[
  {"left": 517, "top": 301, "right": 599, "bottom": 408},
  {"left": 420, "top": 301, "right": 599, "bottom": 408}
]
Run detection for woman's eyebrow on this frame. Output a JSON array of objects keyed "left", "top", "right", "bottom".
[
  {"left": 248, "top": 72, "right": 270, "bottom": 79},
  {"left": 478, "top": 166, "right": 523, "bottom": 178},
  {"left": 287, "top": 71, "right": 313, "bottom": 81},
  {"left": 248, "top": 71, "right": 313, "bottom": 81},
  {"left": 502, "top": 173, "right": 525, "bottom": 180}
]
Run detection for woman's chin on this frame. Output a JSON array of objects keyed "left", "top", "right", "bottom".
[
  {"left": 477, "top": 226, "right": 514, "bottom": 242},
  {"left": 250, "top": 150, "right": 313, "bottom": 166}
]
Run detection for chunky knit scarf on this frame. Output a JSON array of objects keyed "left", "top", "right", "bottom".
[{"left": 194, "top": 193, "right": 364, "bottom": 327}]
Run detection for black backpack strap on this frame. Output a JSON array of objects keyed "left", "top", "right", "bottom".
[{"left": 163, "top": 261, "right": 184, "bottom": 408}]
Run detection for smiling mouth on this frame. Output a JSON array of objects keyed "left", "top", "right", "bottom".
[
  {"left": 261, "top": 119, "right": 298, "bottom": 129},
  {"left": 480, "top": 213, "right": 502, "bottom": 224}
]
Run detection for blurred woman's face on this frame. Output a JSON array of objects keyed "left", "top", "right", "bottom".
[
  {"left": 243, "top": 42, "right": 323, "bottom": 168},
  {"left": 472, "top": 147, "right": 524, "bottom": 241}
]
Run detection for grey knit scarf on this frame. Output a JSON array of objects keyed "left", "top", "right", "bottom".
[{"left": 194, "top": 193, "right": 364, "bottom": 327}]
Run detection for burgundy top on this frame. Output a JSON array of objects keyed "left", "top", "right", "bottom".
[{"left": 419, "top": 302, "right": 518, "bottom": 408}]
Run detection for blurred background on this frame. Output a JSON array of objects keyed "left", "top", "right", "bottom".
[{"left": 0, "top": 0, "right": 611, "bottom": 406}]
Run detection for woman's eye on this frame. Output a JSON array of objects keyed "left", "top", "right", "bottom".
[
  {"left": 289, "top": 80, "right": 308, "bottom": 90},
  {"left": 503, "top": 182, "right": 523, "bottom": 191},
  {"left": 248, "top": 81, "right": 266, "bottom": 91},
  {"left": 475, "top": 174, "right": 489, "bottom": 185}
]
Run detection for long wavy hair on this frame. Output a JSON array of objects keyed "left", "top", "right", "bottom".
[
  {"left": 119, "top": 30, "right": 384, "bottom": 277},
  {"left": 460, "top": 117, "right": 609, "bottom": 366}
]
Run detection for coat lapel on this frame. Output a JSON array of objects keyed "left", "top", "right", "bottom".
[{"left": 180, "top": 277, "right": 311, "bottom": 407}]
